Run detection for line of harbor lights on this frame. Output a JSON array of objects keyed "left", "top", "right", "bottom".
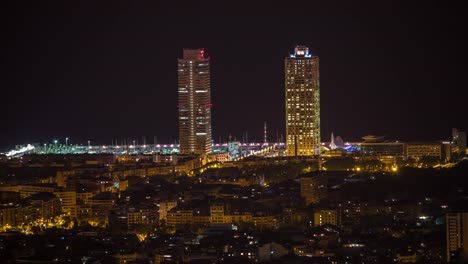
[
  {"left": 5, "top": 138, "right": 285, "bottom": 157},
  {"left": 41, "top": 138, "right": 285, "bottom": 149}
]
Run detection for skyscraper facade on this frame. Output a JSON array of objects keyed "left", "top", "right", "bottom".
[
  {"left": 178, "top": 48, "right": 212, "bottom": 161},
  {"left": 446, "top": 212, "right": 468, "bottom": 262},
  {"left": 285, "top": 45, "right": 320, "bottom": 156}
]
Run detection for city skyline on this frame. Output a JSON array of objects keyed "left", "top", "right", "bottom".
[
  {"left": 2, "top": 2, "right": 467, "bottom": 148},
  {"left": 2, "top": 3, "right": 468, "bottom": 262}
]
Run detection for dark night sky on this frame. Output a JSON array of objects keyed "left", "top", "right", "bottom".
[{"left": 1, "top": 1, "right": 467, "bottom": 149}]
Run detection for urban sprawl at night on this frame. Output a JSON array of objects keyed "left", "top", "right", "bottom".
[
  {"left": 2, "top": 3, "right": 468, "bottom": 263},
  {"left": 2, "top": 45, "right": 467, "bottom": 264}
]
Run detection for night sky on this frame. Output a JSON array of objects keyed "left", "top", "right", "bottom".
[{"left": 1, "top": 2, "right": 467, "bottom": 149}]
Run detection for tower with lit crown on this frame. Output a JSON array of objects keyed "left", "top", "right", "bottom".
[
  {"left": 178, "top": 48, "right": 212, "bottom": 161},
  {"left": 285, "top": 45, "right": 320, "bottom": 156}
]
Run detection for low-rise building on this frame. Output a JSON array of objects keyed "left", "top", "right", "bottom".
[
  {"left": 166, "top": 208, "right": 193, "bottom": 226},
  {"left": 300, "top": 173, "right": 327, "bottom": 205},
  {"left": 127, "top": 206, "right": 157, "bottom": 229},
  {"left": 0, "top": 202, "right": 27, "bottom": 227},
  {"left": 27, "top": 192, "right": 61, "bottom": 219},
  {"left": 207, "top": 152, "right": 230, "bottom": 163},
  {"left": 54, "top": 190, "right": 77, "bottom": 218},
  {"left": 314, "top": 209, "right": 337, "bottom": 227},
  {"left": 405, "top": 142, "right": 442, "bottom": 160}
]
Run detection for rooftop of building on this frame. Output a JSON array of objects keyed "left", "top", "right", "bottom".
[
  {"left": 287, "top": 45, "right": 316, "bottom": 58},
  {"left": 361, "top": 135, "right": 386, "bottom": 143},
  {"left": 89, "top": 192, "right": 116, "bottom": 200},
  {"left": 27, "top": 192, "right": 58, "bottom": 201},
  {"left": 181, "top": 48, "right": 208, "bottom": 60},
  {"left": 405, "top": 141, "right": 443, "bottom": 145}
]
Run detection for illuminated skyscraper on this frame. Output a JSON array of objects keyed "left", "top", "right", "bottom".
[
  {"left": 178, "top": 48, "right": 212, "bottom": 161},
  {"left": 285, "top": 45, "right": 320, "bottom": 156},
  {"left": 446, "top": 212, "right": 468, "bottom": 262}
]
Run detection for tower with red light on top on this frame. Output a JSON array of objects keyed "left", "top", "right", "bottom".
[{"left": 177, "top": 48, "right": 212, "bottom": 162}]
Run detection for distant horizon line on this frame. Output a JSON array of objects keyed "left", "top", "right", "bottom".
[
  {"left": 1, "top": 136, "right": 455, "bottom": 151},
  {"left": 2, "top": 129, "right": 461, "bottom": 151}
]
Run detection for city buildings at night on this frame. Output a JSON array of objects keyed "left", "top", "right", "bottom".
[
  {"left": 313, "top": 209, "right": 338, "bottom": 227},
  {"left": 446, "top": 212, "right": 468, "bottom": 262},
  {"left": 405, "top": 142, "right": 442, "bottom": 160},
  {"left": 452, "top": 128, "right": 467, "bottom": 154},
  {"left": 300, "top": 173, "right": 327, "bottom": 205},
  {"left": 359, "top": 135, "right": 405, "bottom": 157},
  {"left": 2, "top": 2, "right": 467, "bottom": 262},
  {"left": 178, "top": 48, "right": 212, "bottom": 162},
  {"left": 285, "top": 45, "right": 321, "bottom": 156}
]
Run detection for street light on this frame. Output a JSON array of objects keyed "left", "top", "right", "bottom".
[{"left": 65, "top": 137, "right": 69, "bottom": 146}]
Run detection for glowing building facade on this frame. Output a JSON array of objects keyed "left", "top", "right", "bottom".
[
  {"left": 314, "top": 209, "right": 337, "bottom": 227},
  {"left": 178, "top": 48, "right": 212, "bottom": 161},
  {"left": 285, "top": 45, "right": 320, "bottom": 156},
  {"left": 300, "top": 173, "right": 327, "bottom": 205},
  {"left": 446, "top": 213, "right": 468, "bottom": 262}
]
